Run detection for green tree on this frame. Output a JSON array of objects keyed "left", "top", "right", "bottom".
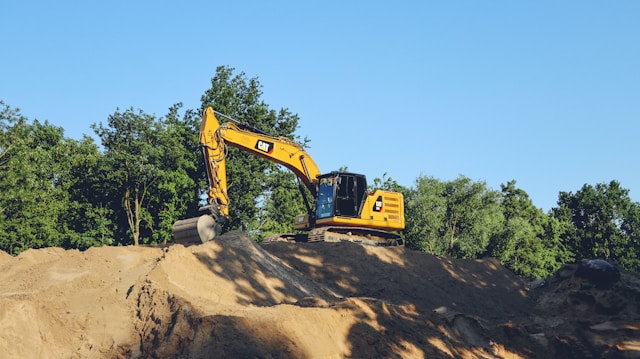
[
  {"left": 199, "top": 66, "right": 305, "bottom": 238},
  {"left": 92, "top": 104, "right": 199, "bottom": 245},
  {"left": 0, "top": 103, "right": 72, "bottom": 253},
  {"left": 492, "top": 180, "right": 572, "bottom": 278},
  {"left": 149, "top": 104, "right": 202, "bottom": 244},
  {"left": 403, "top": 175, "right": 503, "bottom": 258},
  {"left": 259, "top": 170, "right": 308, "bottom": 237},
  {"left": 62, "top": 136, "right": 115, "bottom": 249},
  {"left": 403, "top": 177, "right": 446, "bottom": 254},
  {"left": 369, "top": 173, "right": 405, "bottom": 192},
  {"left": 442, "top": 176, "right": 503, "bottom": 258},
  {"left": 552, "top": 180, "right": 640, "bottom": 272}
]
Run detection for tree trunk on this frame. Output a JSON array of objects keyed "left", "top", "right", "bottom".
[{"left": 123, "top": 188, "right": 140, "bottom": 246}]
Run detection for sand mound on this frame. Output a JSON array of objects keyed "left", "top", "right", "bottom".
[{"left": 0, "top": 231, "right": 637, "bottom": 358}]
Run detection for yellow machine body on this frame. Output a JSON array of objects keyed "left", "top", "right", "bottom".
[{"left": 173, "top": 107, "right": 405, "bottom": 245}]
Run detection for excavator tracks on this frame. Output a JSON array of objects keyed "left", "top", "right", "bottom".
[
  {"left": 263, "top": 227, "right": 403, "bottom": 247},
  {"left": 309, "top": 226, "right": 403, "bottom": 246}
]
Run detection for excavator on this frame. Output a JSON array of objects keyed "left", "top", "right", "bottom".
[{"left": 172, "top": 107, "right": 405, "bottom": 246}]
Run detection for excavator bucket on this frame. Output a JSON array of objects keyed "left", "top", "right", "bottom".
[{"left": 172, "top": 215, "right": 219, "bottom": 245}]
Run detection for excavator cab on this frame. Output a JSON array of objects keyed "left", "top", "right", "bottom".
[
  {"left": 316, "top": 172, "right": 367, "bottom": 219},
  {"left": 298, "top": 171, "right": 405, "bottom": 245},
  {"left": 295, "top": 172, "right": 367, "bottom": 231}
]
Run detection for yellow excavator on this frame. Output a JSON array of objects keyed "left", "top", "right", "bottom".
[{"left": 172, "top": 107, "right": 405, "bottom": 246}]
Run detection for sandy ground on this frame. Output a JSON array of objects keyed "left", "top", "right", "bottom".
[{"left": 0, "top": 231, "right": 638, "bottom": 358}]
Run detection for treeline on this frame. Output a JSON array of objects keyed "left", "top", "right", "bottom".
[
  {"left": 1, "top": 66, "right": 638, "bottom": 278},
  {"left": 397, "top": 176, "right": 639, "bottom": 277}
]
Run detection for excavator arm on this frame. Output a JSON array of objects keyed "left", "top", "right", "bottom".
[
  {"left": 173, "top": 107, "right": 322, "bottom": 244},
  {"left": 201, "top": 107, "right": 321, "bottom": 198}
]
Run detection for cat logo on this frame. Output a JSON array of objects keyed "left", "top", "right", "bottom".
[
  {"left": 255, "top": 140, "right": 274, "bottom": 154},
  {"left": 373, "top": 195, "right": 383, "bottom": 212}
]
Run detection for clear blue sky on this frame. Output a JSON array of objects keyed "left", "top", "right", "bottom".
[{"left": 2, "top": 1, "right": 638, "bottom": 212}]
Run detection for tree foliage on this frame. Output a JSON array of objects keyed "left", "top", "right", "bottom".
[
  {"left": 491, "top": 181, "right": 572, "bottom": 278},
  {"left": 552, "top": 180, "right": 640, "bottom": 272},
  {"left": 92, "top": 104, "right": 200, "bottom": 245},
  {"left": 259, "top": 170, "right": 308, "bottom": 237},
  {"left": 403, "top": 177, "right": 576, "bottom": 278},
  {"left": 369, "top": 173, "right": 405, "bottom": 192},
  {"left": 60, "top": 136, "right": 115, "bottom": 249},
  {"left": 0, "top": 102, "right": 108, "bottom": 253},
  {"left": 403, "top": 175, "right": 503, "bottom": 258}
]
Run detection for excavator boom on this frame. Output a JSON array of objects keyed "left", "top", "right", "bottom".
[{"left": 204, "top": 108, "right": 321, "bottom": 196}]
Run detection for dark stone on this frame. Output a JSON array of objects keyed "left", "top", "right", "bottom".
[{"left": 574, "top": 259, "right": 621, "bottom": 289}]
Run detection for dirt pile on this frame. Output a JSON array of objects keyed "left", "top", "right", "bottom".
[{"left": 0, "top": 231, "right": 637, "bottom": 358}]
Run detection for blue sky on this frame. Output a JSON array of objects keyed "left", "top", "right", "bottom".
[{"left": 2, "top": 1, "right": 638, "bottom": 212}]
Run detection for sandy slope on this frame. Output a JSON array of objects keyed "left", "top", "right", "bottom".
[{"left": 0, "top": 231, "right": 637, "bottom": 358}]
